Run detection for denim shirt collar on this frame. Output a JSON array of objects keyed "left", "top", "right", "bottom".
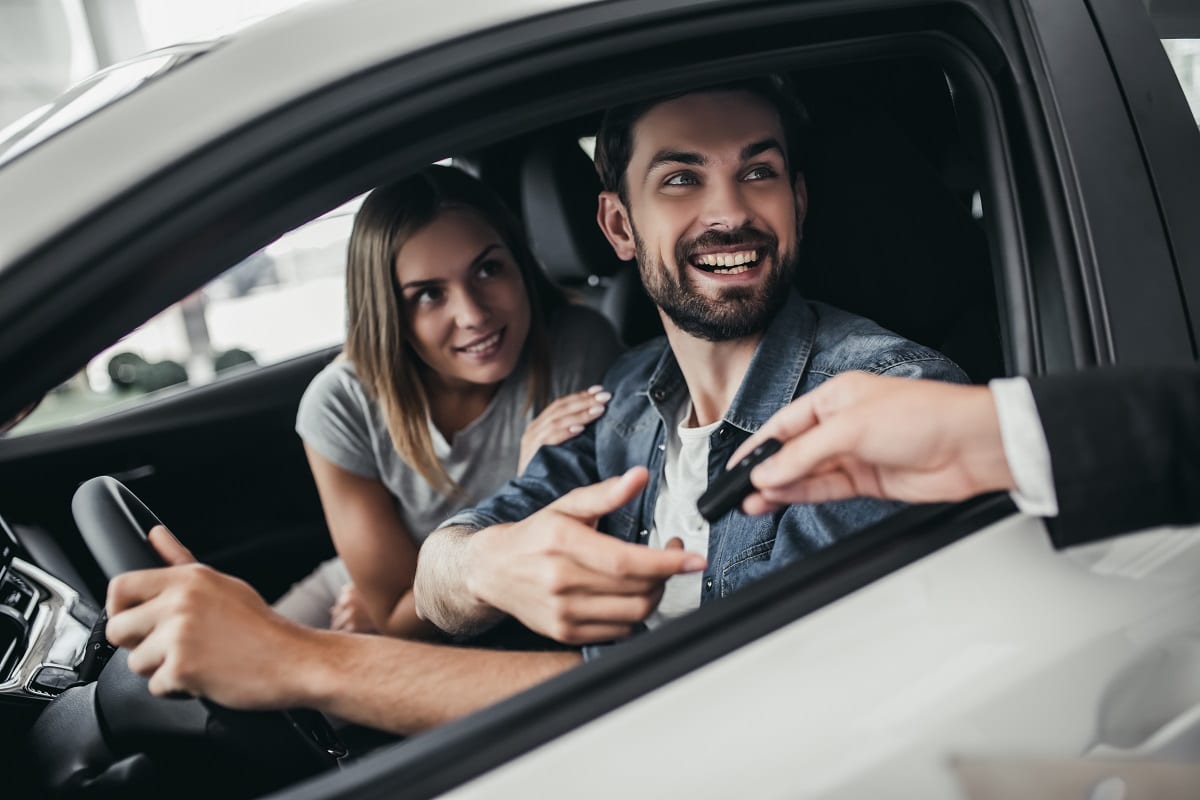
[{"left": 644, "top": 290, "right": 816, "bottom": 433}]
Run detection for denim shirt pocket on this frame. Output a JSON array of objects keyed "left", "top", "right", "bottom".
[
  {"left": 719, "top": 516, "right": 778, "bottom": 598},
  {"left": 601, "top": 508, "right": 641, "bottom": 544}
]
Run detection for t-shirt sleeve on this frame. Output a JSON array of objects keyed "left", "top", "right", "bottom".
[
  {"left": 295, "top": 362, "right": 380, "bottom": 480},
  {"left": 549, "top": 304, "right": 626, "bottom": 396}
]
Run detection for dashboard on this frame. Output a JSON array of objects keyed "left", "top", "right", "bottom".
[{"left": 0, "top": 514, "right": 94, "bottom": 704}]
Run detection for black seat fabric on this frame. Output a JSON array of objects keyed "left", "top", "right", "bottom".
[
  {"left": 795, "top": 61, "right": 1004, "bottom": 382},
  {"left": 520, "top": 134, "right": 663, "bottom": 347}
]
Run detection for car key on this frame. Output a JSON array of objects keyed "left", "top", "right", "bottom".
[{"left": 697, "top": 438, "right": 783, "bottom": 522}]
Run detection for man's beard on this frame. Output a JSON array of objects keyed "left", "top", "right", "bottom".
[{"left": 633, "top": 224, "right": 797, "bottom": 342}]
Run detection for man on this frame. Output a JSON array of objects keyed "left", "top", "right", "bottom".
[
  {"left": 729, "top": 367, "right": 1200, "bottom": 547},
  {"left": 107, "top": 77, "right": 964, "bottom": 732},
  {"left": 412, "top": 78, "right": 966, "bottom": 644}
]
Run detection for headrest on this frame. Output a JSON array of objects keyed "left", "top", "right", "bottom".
[
  {"left": 520, "top": 134, "right": 626, "bottom": 283},
  {"left": 795, "top": 61, "right": 996, "bottom": 358}
]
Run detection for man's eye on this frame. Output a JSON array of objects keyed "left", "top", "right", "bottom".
[
  {"left": 743, "top": 166, "right": 778, "bottom": 181},
  {"left": 663, "top": 172, "right": 699, "bottom": 187}
]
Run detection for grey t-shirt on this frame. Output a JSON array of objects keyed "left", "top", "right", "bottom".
[{"left": 295, "top": 304, "right": 623, "bottom": 543}]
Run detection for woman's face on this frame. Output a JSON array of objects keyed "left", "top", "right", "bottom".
[{"left": 394, "top": 208, "right": 532, "bottom": 392}]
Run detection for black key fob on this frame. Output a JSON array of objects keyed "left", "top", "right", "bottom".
[{"left": 697, "top": 438, "right": 783, "bottom": 522}]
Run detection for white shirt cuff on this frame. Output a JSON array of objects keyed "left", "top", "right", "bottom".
[{"left": 989, "top": 376, "right": 1059, "bottom": 518}]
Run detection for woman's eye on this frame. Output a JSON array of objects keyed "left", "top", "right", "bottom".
[
  {"left": 412, "top": 287, "right": 442, "bottom": 305},
  {"left": 663, "top": 172, "right": 699, "bottom": 187},
  {"left": 477, "top": 259, "right": 504, "bottom": 278}
]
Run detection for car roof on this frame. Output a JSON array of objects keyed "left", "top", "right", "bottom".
[{"left": 0, "top": 0, "right": 586, "bottom": 273}]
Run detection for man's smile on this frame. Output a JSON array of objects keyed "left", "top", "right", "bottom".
[{"left": 690, "top": 248, "right": 762, "bottom": 274}]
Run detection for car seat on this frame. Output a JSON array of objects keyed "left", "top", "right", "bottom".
[
  {"left": 795, "top": 60, "right": 1005, "bottom": 382},
  {"left": 519, "top": 133, "right": 664, "bottom": 347}
]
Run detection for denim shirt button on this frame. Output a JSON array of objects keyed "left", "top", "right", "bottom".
[
  {"left": 703, "top": 576, "right": 714, "bottom": 592},
  {"left": 651, "top": 388, "right": 666, "bottom": 402},
  {"left": 717, "top": 426, "right": 730, "bottom": 439}
]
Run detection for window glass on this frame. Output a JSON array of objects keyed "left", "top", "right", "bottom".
[
  {"left": 8, "top": 196, "right": 363, "bottom": 436},
  {"left": 1161, "top": 39, "right": 1200, "bottom": 126}
]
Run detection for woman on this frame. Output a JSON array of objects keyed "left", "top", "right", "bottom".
[{"left": 275, "top": 166, "right": 623, "bottom": 637}]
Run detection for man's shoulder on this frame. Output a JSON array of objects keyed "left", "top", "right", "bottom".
[
  {"left": 601, "top": 335, "right": 669, "bottom": 389},
  {"left": 805, "top": 301, "right": 967, "bottom": 383}
]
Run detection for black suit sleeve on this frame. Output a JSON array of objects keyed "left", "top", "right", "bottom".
[{"left": 1028, "top": 366, "right": 1200, "bottom": 548}]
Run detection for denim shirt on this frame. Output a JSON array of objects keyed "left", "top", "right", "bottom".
[{"left": 441, "top": 291, "right": 967, "bottom": 642}]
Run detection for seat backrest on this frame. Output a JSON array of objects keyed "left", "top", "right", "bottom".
[
  {"left": 520, "top": 133, "right": 662, "bottom": 347},
  {"left": 795, "top": 61, "right": 1004, "bottom": 381}
]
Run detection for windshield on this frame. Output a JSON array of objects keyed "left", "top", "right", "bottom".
[{"left": 0, "top": 43, "right": 211, "bottom": 169}]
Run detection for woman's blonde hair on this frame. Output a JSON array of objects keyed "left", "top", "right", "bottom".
[{"left": 344, "top": 166, "right": 565, "bottom": 494}]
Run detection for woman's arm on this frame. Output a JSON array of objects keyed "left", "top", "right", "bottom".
[{"left": 304, "top": 444, "right": 441, "bottom": 639}]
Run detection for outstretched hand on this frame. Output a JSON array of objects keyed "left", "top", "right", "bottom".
[
  {"left": 466, "top": 467, "right": 706, "bottom": 645},
  {"left": 728, "top": 372, "right": 1016, "bottom": 513}
]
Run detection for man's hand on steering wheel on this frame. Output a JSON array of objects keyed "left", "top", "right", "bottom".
[{"left": 105, "top": 526, "right": 323, "bottom": 711}]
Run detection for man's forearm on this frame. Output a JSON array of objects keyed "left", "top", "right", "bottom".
[
  {"left": 414, "top": 524, "right": 508, "bottom": 635},
  {"left": 296, "top": 629, "right": 580, "bottom": 734}
]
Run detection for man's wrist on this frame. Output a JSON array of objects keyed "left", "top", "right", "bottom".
[
  {"left": 286, "top": 626, "right": 352, "bottom": 711},
  {"left": 961, "top": 384, "right": 1017, "bottom": 495},
  {"left": 464, "top": 523, "right": 511, "bottom": 610}
]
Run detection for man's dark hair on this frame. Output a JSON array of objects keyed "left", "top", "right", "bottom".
[{"left": 594, "top": 75, "right": 810, "bottom": 204}]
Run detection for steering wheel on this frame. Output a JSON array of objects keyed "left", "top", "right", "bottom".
[{"left": 31, "top": 476, "right": 343, "bottom": 798}]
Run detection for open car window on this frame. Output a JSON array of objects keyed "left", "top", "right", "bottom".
[{"left": 6, "top": 196, "right": 360, "bottom": 436}]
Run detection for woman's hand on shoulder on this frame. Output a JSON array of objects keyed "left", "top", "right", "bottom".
[
  {"left": 330, "top": 583, "right": 379, "bottom": 634},
  {"left": 519, "top": 385, "right": 611, "bottom": 473}
]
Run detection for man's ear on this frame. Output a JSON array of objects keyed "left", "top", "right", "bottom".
[
  {"left": 793, "top": 172, "right": 809, "bottom": 236},
  {"left": 597, "top": 191, "right": 637, "bottom": 261}
]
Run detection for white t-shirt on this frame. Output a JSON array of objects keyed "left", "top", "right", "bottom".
[{"left": 646, "top": 400, "right": 721, "bottom": 628}]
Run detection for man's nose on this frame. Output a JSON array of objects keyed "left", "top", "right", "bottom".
[{"left": 700, "top": 179, "right": 753, "bottom": 231}]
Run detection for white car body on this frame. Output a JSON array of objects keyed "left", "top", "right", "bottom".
[{"left": 450, "top": 517, "right": 1200, "bottom": 798}]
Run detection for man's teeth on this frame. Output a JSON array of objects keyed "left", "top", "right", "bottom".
[
  {"left": 713, "top": 265, "right": 752, "bottom": 275},
  {"left": 462, "top": 331, "right": 501, "bottom": 353},
  {"left": 694, "top": 250, "right": 759, "bottom": 268}
]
